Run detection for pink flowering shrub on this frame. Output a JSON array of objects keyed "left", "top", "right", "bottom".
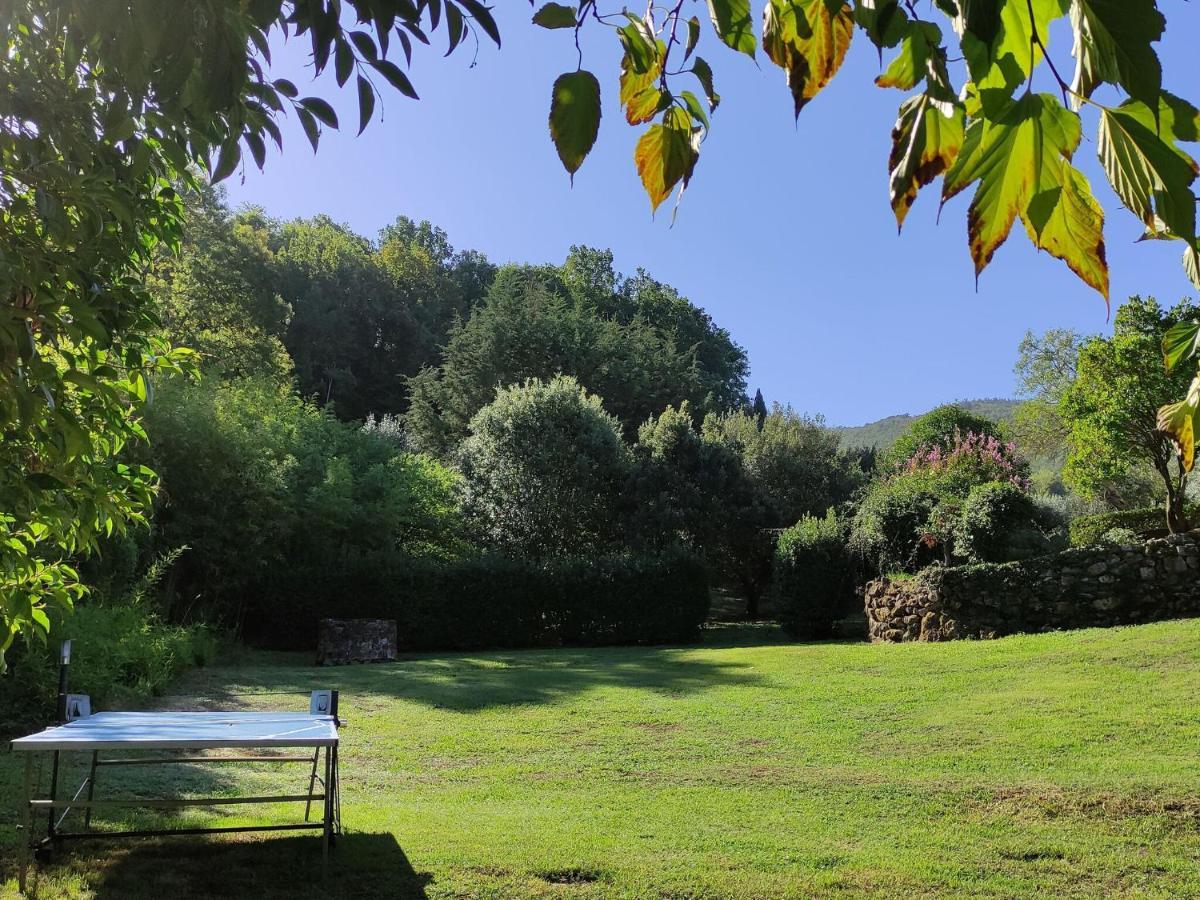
[{"left": 901, "top": 428, "right": 1030, "bottom": 493}]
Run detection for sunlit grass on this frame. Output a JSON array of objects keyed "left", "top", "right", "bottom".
[{"left": 3, "top": 619, "right": 1199, "bottom": 898}]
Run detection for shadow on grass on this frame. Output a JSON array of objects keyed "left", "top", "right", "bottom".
[
  {"left": 20, "top": 832, "right": 430, "bottom": 900},
  {"left": 190, "top": 642, "right": 773, "bottom": 712}
]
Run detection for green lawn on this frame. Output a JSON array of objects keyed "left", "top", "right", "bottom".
[{"left": 3, "top": 620, "right": 1200, "bottom": 898}]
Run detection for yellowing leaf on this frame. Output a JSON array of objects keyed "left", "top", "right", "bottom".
[
  {"left": 634, "top": 109, "right": 697, "bottom": 214},
  {"left": 1022, "top": 161, "right": 1108, "bottom": 300},
  {"left": 944, "top": 93, "right": 1104, "bottom": 294},
  {"left": 549, "top": 70, "right": 602, "bottom": 180},
  {"left": 620, "top": 40, "right": 665, "bottom": 125},
  {"left": 763, "top": 0, "right": 854, "bottom": 118},
  {"left": 1158, "top": 376, "right": 1200, "bottom": 472},
  {"left": 888, "top": 93, "right": 964, "bottom": 229}
]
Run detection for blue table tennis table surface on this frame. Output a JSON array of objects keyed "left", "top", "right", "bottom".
[{"left": 11, "top": 711, "right": 338, "bottom": 751}]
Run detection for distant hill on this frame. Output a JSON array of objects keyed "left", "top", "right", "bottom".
[{"left": 830, "top": 399, "right": 1022, "bottom": 450}]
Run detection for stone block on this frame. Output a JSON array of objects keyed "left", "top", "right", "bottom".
[{"left": 317, "top": 618, "right": 398, "bottom": 666}]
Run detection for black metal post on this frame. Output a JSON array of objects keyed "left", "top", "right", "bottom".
[{"left": 47, "top": 640, "right": 71, "bottom": 841}]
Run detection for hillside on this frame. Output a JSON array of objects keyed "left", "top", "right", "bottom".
[{"left": 831, "top": 398, "right": 1022, "bottom": 450}]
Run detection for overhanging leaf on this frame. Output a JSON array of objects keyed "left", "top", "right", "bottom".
[
  {"left": 943, "top": 93, "right": 1101, "bottom": 289},
  {"left": 1069, "top": 0, "right": 1164, "bottom": 110},
  {"left": 888, "top": 93, "right": 964, "bottom": 229},
  {"left": 1098, "top": 99, "right": 1199, "bottom": 241},
  {"left": 549, "top": 70, "right": 602, "bottom": 180},
  {"left": 620, "top": 39, "right": 665, "bottom": 125},
  {"left": 762, "top": 0, "right": 854, "bottom": 118},
  {"left": 1021, "top": 160, "right": 1108, "bottom": 300},
  {"left": 706, "top": 0, "right": 756, "bottom": 57},
  {"left": 1163, "top": 321, "right": 1200, "bottom": 374},
  {"left": 532, "top": 2, "right": 577, "bottom": 29},
  {"left": 634, "top": 108, "right": 696, "bottom": 213},
  {"left": 1158, "top": 376, "right": 1200, "bottom": 472}
]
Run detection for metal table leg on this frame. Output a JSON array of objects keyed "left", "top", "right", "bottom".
[
  {"left": 19, "top": 754, "right": 33, "bottom": 894},
  {"left": 83, "top": 750, "right": 99, "bottom": 830},
  {"left": 322, "top": 746, "right": 333, "bottom": 872}
]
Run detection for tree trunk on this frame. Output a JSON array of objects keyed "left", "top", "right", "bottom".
[{"left": 1166, "top": 480, "right": 1189, "bottom": 533}]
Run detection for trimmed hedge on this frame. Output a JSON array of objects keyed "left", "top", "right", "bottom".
[
  {"left": 245, "top": 551, "right": 711, "bottom": 651},
  {"left": 774, "top": 511, "right": 857, "bottom": 640},
  {"left": 1068, "top": 505, "right": 1195, "bottom": 547}
]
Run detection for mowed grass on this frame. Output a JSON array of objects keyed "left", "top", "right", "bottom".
[{"left": 2, "top": 620, "right": 1200, "bottom": 898}]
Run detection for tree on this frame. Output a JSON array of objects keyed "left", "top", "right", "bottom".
[
  {"left": 458, "top": 376, "right": 631, "bottom": 558},
  {"left": 149, "top": 187, "right": 292, "bottom": 383},
  {"left": 0, "top": 0, "right": 495, "bottom": 661},
  {"left": 703, "top": 405, "right": 861, "bottom": 527},
  {"left": 751, "top": 389, "right": 768, "bottom": 430},
  {"left": 630, "top": 403, "right": 772, "bottom": 615},
  {"left": 406, "top": 257, "right": 747, "bottom": 454},
  {"left": 1062, "top": 296, "right": 1197, "bottom": 532},
  {"left": 1011, "top": 328, "right": 1084, "bottom": 459}
]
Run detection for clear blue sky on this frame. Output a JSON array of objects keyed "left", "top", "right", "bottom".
[{"left": 224, "top": 6, "right": 1199, "bottom": 427}]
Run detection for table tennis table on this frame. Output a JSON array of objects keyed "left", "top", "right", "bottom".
[{"left": 11, "top": 707, "right": 341, "bottom": 893}]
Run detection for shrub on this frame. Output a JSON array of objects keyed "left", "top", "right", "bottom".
[
  {"left": 1068, "top": 505, "right": 1196, "bottom": 547},
  {"left": 775, "top": 511, "right": 857, "bottom": 640},
  {"left": 145, "top": 376, "right": 464, "bottom": 626},
  {"left": 884, "top": 405, "right": 1006, "bottom": 470},
  {"left": 458, "top": 375, "right": 630, "bottom": 558},
  {"left": 244, "top": 551, "right": 711, "bottom": 651},
  {"left": 955, "top": 482, "right": 1051, "bottom": 564},
  {"left": 0, "top": 551, "right": 216, "bottom": 732}
]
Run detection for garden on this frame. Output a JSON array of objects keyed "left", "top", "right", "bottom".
[{"left": 3, "top": 1, "right": 1200, "bottom": 897}]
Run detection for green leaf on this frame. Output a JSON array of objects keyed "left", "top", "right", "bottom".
[
  {"left": 680, "top": 91, "right": 710, "bottom": 130},
  {"left": 357, "top": 75, "right": 375, "bottom": 135},
  {"left": 300, "top": 97, "right": 338, "bottom": 129},
  {"left": 1098, "top": 99, "right": 1199, "bottom": 241},
  {"left": 618, "top": 19, "right": 657, "bottom": 74},
  {"left": 763, "top": 0, "right": 854, "bottom": 118},
  {"left": 634, "top": 108, "right": 698, "bottom": 214},
  {"left": 211, "top": 140, "right": 241, "bottom": 182},
  {"left": 684, "top": 16, "right": 702, "bottom": 60},
  {"left": 297, "top": 106, "right": 320, "bottom": 152},
  {"left": 961, "top": 0, "right": 1068, "bottom": 111},
  {"left": 1069, "top": 0, "right": 1164, "bottom": 110},
  {"left": 691, "top": 57, "right": 720, "bottom": 111},
  {"left": 549, "top": 70, "right": 602, "bottom": 180},
  {"left": 458, "top": 0, "right": 501, "bottom": 46},
  {"left": 854, "top": 0, "right": 908, "bottom": 50},
  {"left": 706, "top": 0, "right": 756, "bottom": 57},
  {"left": 372, "top": 59, "right": 419, "bottom": 99},
  {"left": 876, "top": 21, "right": 942, "bottom": 91},
  {"left": 1163, "top": 321, "right": 1200, "bottom": 373},
  {"left": 1022, "top": 157, "right": 1108, "bottom": 300},
  {"left": 944, "top": 93, "right": 1105, "bottom": 295},
  {"left": 888, "top": 94, "right": 964, "bottom": 230},
  {"left": 532, "top": 2, "right": 577, "bottom": 29}
]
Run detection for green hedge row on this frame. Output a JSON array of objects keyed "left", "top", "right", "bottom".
[
  {"left": 245, "top": 552, "right": 712, "bottom": 651},
  {"left": 773, "top": 511, "right": 859, "bottom": 640},
  {"left": 1068, "top": 505, "right": 1192, "bottom": 547}
]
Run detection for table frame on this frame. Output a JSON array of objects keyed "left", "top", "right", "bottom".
[{"left": 14, "top": 720, "right": 341, "bottom": 894}]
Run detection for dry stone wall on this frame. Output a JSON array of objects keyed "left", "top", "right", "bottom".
[{"left": 865, "top": 531, "right": 1200, "bottom": 642}]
